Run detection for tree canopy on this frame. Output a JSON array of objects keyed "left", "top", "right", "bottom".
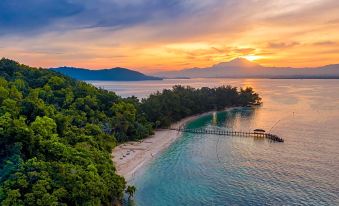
[
  {"left": 0, "top": 58, "right": 152, "bottom": 205},
  {"left": 141, "top": 85, "right": 261, "bottom": 128},
  {"left": 0, "top": 58, "right": 261, "bottom": 205}
]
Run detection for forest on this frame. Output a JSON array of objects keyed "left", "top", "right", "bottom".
[
  {"left": 0, "top": 58, "right": 261, "bottom": 205},
  {"left": 140, "top": 85, "right": 261, "bottom": 128}
]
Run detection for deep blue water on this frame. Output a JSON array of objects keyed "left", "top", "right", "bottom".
[{"left": 91, "top": 79, "right": 339, "bottom": 206}]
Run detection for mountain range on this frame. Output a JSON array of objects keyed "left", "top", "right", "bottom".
[
  {"left": 154, "top": 58, "right": 339, "bottom": 79},
  {"left": 50, "top": 67, "right": 162, "bottom": 81}
]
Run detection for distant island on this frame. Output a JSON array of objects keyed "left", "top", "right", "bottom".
[
  {"left": 50, "top": 66, "right": 162, "bottom": 81},
  {"left": 155, "top": 58, "right": 339, "bottom": 79}
]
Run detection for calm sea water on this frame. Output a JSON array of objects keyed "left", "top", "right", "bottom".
[{"left": 90, "top": 79, "right": 339, "bottom": 206}]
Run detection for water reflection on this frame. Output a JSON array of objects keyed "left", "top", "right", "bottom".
[
  {"left": 97, "top": 79, "right": 339, "bottom": 206},
  {"left": 187, "top": 107, "right": 268, "bottom": 135},
  {"left": 211, "top": 112, "right": 217, "bottom": 126}
]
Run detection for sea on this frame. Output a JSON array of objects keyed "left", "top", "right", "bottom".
[{"left": 89, "top": 79, "right": 339, "bottom": 206}]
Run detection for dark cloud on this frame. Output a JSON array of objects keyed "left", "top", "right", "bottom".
[
  {"left": 267, "top": 42, "right": 300, "bottom": 49},
  {"left": 312, "top": 41, "right": 337, "bottom": 46},
  {"left": 327, "top": 18, "right": 339, "bottom": 24},
  {"left": 211, "top": 47, "right": 229, "bottom": 53},
  {"left": 262, "top": 0, "right": 339, "bottom": 26},
  {"left": 0, "top": 0, "right": 83, "bottom": 34},
  {"left": 72, "top": 0, "right": 185, "bottom": 28},
  {"left": 0, "top": 0, "right": 207, "bottom": 36},
  {"left": 233, "top": 48, "right": 256, "bottom": 55}
]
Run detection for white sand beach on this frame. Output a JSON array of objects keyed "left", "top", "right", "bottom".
[{"left": 112, "top": 112, "right": 214, "bottom": 182}]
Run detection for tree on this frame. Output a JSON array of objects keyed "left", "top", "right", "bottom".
[
  {"left": 125, "top": 185, "right": 136, "bottom": 199},
  {"left": 141, "top": 85, "right": 261, "bottom": 128},
  {"left": 0, "top": 86, "right": 9, "bottom": 103},
  {"left": 239, "top": 87, "right": 261, "bottom": 106},
  {"left": 0, "top": 58, "right": 262, "bottom": 205},
  {"left": 0, "top": 58, "right": 130, "bottom": 205},
  {"left": 31, "top": 116, "right": 57, "bottom": 138}
]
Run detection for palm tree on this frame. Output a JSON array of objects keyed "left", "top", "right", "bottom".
[{"left": 126, "top": 185, "right": 136, "bottom": 199}]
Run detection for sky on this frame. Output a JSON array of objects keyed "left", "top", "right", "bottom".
[{"left": 0, "top": 0, "right": 338, "bottom": 73}]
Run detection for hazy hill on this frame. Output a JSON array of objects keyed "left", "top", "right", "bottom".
[
  {"left": 155, "top": 58, "right": 339, "bottom": 79},
  {"left": 51, "top": 66, "right": 162, "bottom": 81}
]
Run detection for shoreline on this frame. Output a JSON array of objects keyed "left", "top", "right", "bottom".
[
  {"left": 111, "top": 111, "right": 215, "bottom": 182},
  {"left": 111, "top": 107, "right": 243, "bottom": 182}
]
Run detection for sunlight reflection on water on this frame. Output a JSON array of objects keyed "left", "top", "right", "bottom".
[{"left": 90, "top": 79, "right": 339, "bottom": 206}]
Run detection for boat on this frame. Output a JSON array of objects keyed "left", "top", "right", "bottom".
[{"left": 254, "top": 129, "right": 266, "bottom": 133}]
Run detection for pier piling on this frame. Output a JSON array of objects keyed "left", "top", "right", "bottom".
[{"left": 171, "top": 127, "right": 284, "bottom": 142}]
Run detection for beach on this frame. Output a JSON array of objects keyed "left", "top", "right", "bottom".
[{"left": 112, "top": 112, "right": 214, "bottom": 182}]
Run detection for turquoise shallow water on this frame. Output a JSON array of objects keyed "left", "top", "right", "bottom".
[{"left": 91, "top": 79, "right": 339, "bottom": 205}]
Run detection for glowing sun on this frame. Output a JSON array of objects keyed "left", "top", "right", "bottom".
[{"left": 242, "top": 55, "right": 260, "bottom": 61}]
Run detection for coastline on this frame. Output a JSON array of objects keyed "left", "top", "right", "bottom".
[{"left": 111, "top": 111, "right": 215, "bottom": 182}]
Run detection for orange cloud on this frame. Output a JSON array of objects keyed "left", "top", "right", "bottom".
[{"left": 0, "top": 0, "right": 338, "bottom": 72}]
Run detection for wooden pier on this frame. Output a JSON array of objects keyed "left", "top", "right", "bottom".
[{"left": 170, "top": 128, "right": 284, "bottom": 142}]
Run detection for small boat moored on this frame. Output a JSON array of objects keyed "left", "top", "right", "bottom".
[{"left": 254, "top": 129, "right": 266, "bottom": 133}]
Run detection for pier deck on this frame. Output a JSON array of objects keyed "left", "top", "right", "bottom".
[{"left": 170, "top": 128, "right": 284, "bottom": 142}]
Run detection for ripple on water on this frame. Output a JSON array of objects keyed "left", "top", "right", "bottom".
[{"left": 127, "top": 80, "right": 339, "bottom": 206}]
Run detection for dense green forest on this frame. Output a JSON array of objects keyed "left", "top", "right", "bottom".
[
  {"left": 0, "top": 58, "right": 260, "bottom": 205},
  {"left": 141, "top": 85, "right": 261, "bottom": 128},
  {"left": 0, "top": 58, "right": 153, "bottom": 205}
]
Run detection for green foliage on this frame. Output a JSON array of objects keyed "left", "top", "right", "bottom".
[
  {"left": 141, "top": 85, "right": 261, "bottom": 128},
  {"left": 0, "top": 86, "right": 9, "bottom": 103},
  {"left": 125, "top": 185, "right": 136, "bottom": 199},
  {"left": 0, "top": 58, "right": 152, "bottom": 205},
  {"left": 31, "top": 116, "right": 57, "bottom": 138},
  {"left": 238, "top": 87, "right": 261, "bottom": 106},
  {"left": 0, "top": 58, "right": 261, "bottom": 205}
]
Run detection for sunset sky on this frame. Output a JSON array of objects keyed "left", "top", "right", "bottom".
[{"left": 0, "top": 0, "right": 338, "bottom": 72}]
